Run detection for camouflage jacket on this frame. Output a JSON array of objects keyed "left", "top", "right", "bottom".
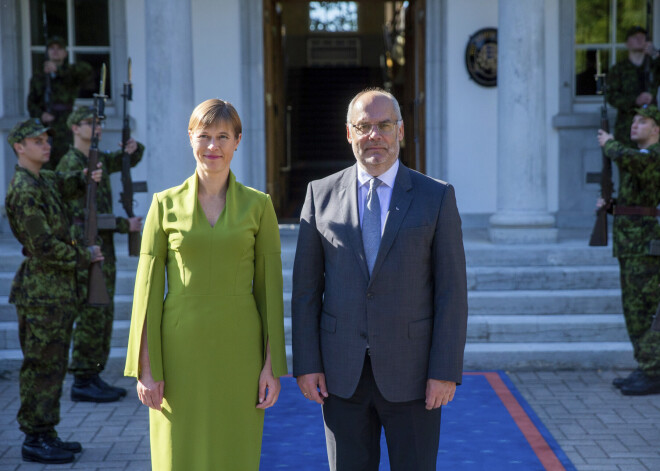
[
  {"left": 5, "top": 166, "right": 91, "bottom": 306},
  {"left": 27, "top": 61, "right": 93, "bottom": 166},
  {"left": 603, "top": 140, "right": 660, "bottom": 257},
  {"left": 606, "top": 57, "right": 660, "bottom": 145},
  {"left": 55, "top": 143, "right": 145, "bottom": 261}
]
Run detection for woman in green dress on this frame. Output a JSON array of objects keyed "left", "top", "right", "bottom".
[{"left": 124, "top": 99, "right": 287, "bottom": 470}]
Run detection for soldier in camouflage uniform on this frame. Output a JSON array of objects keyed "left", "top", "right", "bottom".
[
  {"left": 27, "top": 36, "right": 92, "bottom": 169},
  {"left": 56, "top": 106, "right": 144, "bottom": 402},
  {"left": 597, "top": 105, "right": 660, "bottom": 395},
  {"left": 5, "top": 118, "right": 103, "bottom": 463},
  {"left": 607, "top": 26, "right": 660, "bottom": 147}
]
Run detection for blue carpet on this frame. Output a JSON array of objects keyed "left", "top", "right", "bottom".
[{"left": 260, "top": 373, "right": 575, "bottom": 470}]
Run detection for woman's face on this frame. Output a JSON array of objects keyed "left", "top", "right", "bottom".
[{"left": 189, "top": 120, "right": 241, "bottom": 176}]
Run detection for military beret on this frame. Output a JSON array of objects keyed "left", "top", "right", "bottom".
[
  {"left": 47, "top": 36, "right": 67, "bottom": 48},
  {"left": 66, "top": 106, "right": 95, "bottom": 128},
  {"left": 7, "top": 118, "right": 50, "bottom": 146},
  {"left": 625, "top": 25, "right": 647, "bottom": 39},
  {"left": 635, "top": 105, "right": 660, "bottom": 125}
]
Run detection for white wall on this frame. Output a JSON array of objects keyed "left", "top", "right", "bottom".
[
  {"left": 445, "top": 0, "right": 498, "bottom": 215},
  {"left": 545, "top": 0, "right": 560, "bottom": 212},
  {"left": 190, "top": 0, "right": 248, "bottom": 183}
]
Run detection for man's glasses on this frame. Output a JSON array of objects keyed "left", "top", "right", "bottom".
[{"left": 350, "top": 120, "right": 400, "bottom": 136}]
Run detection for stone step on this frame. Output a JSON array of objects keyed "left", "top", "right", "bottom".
[
  {"left": 0, "top": 265, "right": 620, "bottom": 297},
  {"left": 0, "top": 341, "right": 635, "bottom": 372},
  {"left": 463, "top": 341, "right": 635, "bottom": 370},
  {"left": 0, "top": 287, "right": 624, "bottom": 322}
]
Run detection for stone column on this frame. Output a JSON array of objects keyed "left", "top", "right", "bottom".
[
  {"left": 489, "top": 0, "right": 557, "bottom": 243},
  {"left": 145, "top": 0, "right": 195, "bottom": 193}
]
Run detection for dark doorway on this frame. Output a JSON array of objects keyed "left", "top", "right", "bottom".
[{"left": 264, "top": 0, "right": 425, "bottom": 220}]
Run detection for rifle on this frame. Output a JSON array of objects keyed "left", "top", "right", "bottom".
[
  {"left": 589, "top": 51, "right": 614, "bottom": 247},
  {"left": 119, "top": 58, "right": 147, "bottom": 256},
  {"left": 41, "top": 2, "right": 52, "bottom": 116},
  {"left": 84, "top": 63, "right": 110, "bottom": 305}
]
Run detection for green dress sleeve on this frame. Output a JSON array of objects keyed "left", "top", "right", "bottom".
[
  {"left": 124, "top": 193, "right": 168, "bottom": 380},
  {"left": 253, "top": 194, "right": 288, "bottom": 377}
]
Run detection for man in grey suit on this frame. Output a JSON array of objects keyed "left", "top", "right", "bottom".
[{"left": 292, "top": 88, "right": 468, "bottom": 471}]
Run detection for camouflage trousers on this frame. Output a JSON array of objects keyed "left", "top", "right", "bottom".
[
  {"left": 16, "top": 304, "right": 75, "bottom": 435},
  {"left": 69, "top": 258, "right": 116, "bottom": 377},
  {"left": 619, "top": 256, "right": 660, "bottom": 375}
]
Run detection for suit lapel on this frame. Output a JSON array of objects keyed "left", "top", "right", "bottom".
[
  {"left": 369, "top": 164, "right": 413, "bottom": 283},
  {"left": 339, "top": 165, "right": 370, "bottom": 282}
]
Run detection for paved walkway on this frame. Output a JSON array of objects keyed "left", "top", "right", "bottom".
[{"left": 0, "top": 361, "right": 659, "bottom": 470}]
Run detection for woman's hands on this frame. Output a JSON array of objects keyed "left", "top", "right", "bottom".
[
  {"left": 256, "top": 341, "right": 280, "bottom": 409},
  {"left": 137, "top": 370, "right": 164, "bottom": 411}
]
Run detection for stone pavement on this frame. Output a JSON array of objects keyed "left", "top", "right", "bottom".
[{"left": 0, "top": 361, "right": 659, "bottom": 470}]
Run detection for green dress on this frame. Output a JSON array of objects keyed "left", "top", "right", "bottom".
[{"left": 124, "top": 171, "right": 287, "bottom": 470}]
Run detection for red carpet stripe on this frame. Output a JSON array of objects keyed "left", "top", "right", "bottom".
[{"left": 465, "top": 372, "right": 566, "bottom": 471}]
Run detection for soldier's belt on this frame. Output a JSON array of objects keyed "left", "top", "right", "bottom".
[{"left": 612, "top": 206, "right": 660, "bottom": 217}]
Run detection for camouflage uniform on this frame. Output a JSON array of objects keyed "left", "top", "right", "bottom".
[
  {"left": 604, "top": 137, "right": 660, "bottom": 377},
  {"left": 606, "top": 57, "right": 660, "bottom": 146},
  {"left": 56, "top": 138, "right": 144, "bottom": 378},
  {"left": 27, "top": 61, "right": 92, "bottom": 169},
  {"left": 5, "top": 154, "right": 91, "bottom": 434}
]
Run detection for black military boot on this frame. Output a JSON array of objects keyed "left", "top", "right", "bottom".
[
  {"left": 43, "top": 433, "right": 83, "bottom": 453},
  {"left": 620, "top": 372, "right": 660, "bottom": 396},
  {"left": 93, "top": 374, "right": 128, "bottom": 398},
  {"left": 612, "top": 368, "right": 643, "bottom": 389},
  {"left": 71, "top": 375, "right": 122, "bottom": 403},
  {"left": 22, "top": 433, "right": 75, "bottom": 464}
]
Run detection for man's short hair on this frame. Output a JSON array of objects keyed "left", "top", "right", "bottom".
[
  {"left": 7, "top": 118, "right": 49, "bottom": 146},
  {"left": 626, "top": 25, "right": 647, "bottom": 39},
  {"left": 47, "top": 36, "right": 67, "bottom": 48},
  {"left": 346, "top": 88, "right": 402, "bottom": 123},
  {"left": 67, "top": 106, "right": 95, "bottom": 128}
]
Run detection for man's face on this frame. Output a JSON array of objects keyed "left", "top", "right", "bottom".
[
  {"left": 14, "top": 133, "right": 51, "bottom": 168},
  {"left": 47, "top": 44, "right": 67, "bottom": 63},
  {"left": 73, "top": 119, "right": 102, "bottom": 142},
  {"left": 630, "top": 114, "right": 659, "bottom": 146},
  {"left": 346, "top": 92, "right": 403, "bottom": 176},
  {"left": 626, "top": 32, "right": 647, "bottom": 52}
]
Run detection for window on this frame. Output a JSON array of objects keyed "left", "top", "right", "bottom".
[
  {"left": 575, "top": 0, "right": 647, "bottom": 96},
  {"left": 29, "top": 0, "right": 111, "bottom": 98},
  {"left": 309, "top": 1, "right": 358, "bottom": 32}
]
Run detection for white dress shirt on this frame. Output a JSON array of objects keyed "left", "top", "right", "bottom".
[{"left": 357, "top": 159, "right": 400, "bottom": 235}]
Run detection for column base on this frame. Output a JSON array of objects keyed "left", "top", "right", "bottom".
[{"left": 488, "top": 211, "right": 558, "bottom": 244}]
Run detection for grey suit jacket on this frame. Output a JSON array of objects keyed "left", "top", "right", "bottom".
[{"left": 292, "top": 163, "right": 468, "bottom": 402}]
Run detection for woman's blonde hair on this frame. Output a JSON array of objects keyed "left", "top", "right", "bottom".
[{"left": 188, "top": 99, "right": 242, "bottom": 137}]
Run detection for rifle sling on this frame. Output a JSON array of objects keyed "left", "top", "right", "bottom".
[{"left": 612, "top": 206, "right": 660, "bottom": 217}]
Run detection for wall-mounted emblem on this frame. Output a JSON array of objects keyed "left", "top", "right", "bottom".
[{"left": 465, "top": 28, "right": 497, "bottom": 87}]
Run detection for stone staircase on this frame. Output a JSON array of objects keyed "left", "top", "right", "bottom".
[{"left": 0, "top": 227, "right": 635, "bottom": 371}]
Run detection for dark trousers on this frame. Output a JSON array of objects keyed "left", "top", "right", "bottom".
[{"left": 322, "top": 354, "right": 441, "bottom": 471}]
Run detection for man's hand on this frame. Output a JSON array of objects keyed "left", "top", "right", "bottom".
[
  {"left": 597, "top": 129, "right": 614, "bottom": 147},
  {"left": 43, "top": 60, "right": 57, "bottom": 74},
  {"left": 297, "top": 373, "right": 328, "bottom": 405},
  {"left": 120, "top": 138, "right": 138, "bottom": 155},
  {"left": 88, "top": 245, "right": 104, "bottom": 263},
  {"left": 425, "top": 379, "right": 456, "bottom": 410},
  {"left": 128, "top": 216, "right": 143, "bottom": 233},
  {"left": 636, "top": 91, "right": 654, "bottom": 106},
  {"left": 83, "top": 161, "right": 103, "bottom": 183},
  {"left": 40, "top": 112, "right": 55, "bottom": 124},
  {"left": 645, "top": 41, "right": 659, "bottom": 59}
]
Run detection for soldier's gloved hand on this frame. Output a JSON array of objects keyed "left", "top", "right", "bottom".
[
  {"left": 128, "top": 216, "right": 143, "bottom": 233},
  {"left": 88, "top": 245, "right": 104, "bottom": 263},
  {"left": 597, "top": 129, "right": 614, "bottom": 147}
]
